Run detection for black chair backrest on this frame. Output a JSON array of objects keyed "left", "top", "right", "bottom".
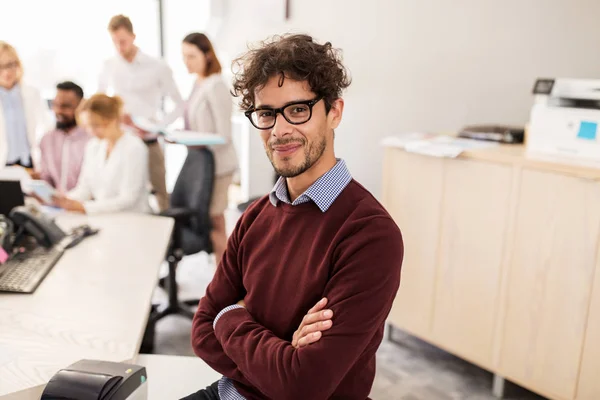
[{"left": 170, "top": 148, "right": 215, "bottom": 239}]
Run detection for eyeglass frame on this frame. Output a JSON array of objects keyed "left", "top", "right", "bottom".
[{"left": 244, "top": 96, "right": 324, "bottom": 130}]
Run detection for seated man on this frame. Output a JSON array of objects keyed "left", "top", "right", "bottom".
[
  {"left": 39, "top": 81, "right": 90, "bottom": 191},
  {"left": 187, "top": 34, "right": 404, "bottom": 400}
]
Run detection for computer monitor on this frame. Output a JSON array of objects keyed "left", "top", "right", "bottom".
[{"left": 0, "top": 180, "right": 25, "bottom": 216}]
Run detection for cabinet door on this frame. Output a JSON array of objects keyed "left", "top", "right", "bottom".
[
  {"left": 431, "top": 159, "right": 512, "bottom": 370},
  {"left": 498, "top": 169, "right": 600, "bottom": 400},
  {"left": 576, "top": 252, "right": 600, "bottom": 399},
  {"left": 382, "top": 149, "right": 444, "bottom": 337}
]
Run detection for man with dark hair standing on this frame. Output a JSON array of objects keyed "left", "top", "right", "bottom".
[
  {"left": 186, "top": 34, "right": 403, "bottom": 400},
  {"left": 98, "top": 14, "right": 183, "bottom": 211},
  {"left": 38, "top": 81, "right": 90, "bottom": 191}
]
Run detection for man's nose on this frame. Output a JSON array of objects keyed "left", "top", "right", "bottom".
[{"left": 270, "top": 113, "right": 294, "bottom": 139}]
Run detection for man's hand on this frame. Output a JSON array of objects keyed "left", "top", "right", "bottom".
[{"left": 292, "top": 298, "right": 333, "bottom": 349}]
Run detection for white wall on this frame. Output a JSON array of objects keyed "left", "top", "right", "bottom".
[{"left": 213, "top": 0, "right": 600, "bottom": 197}]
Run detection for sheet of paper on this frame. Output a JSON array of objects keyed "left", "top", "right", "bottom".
[
  {"left": 131, "top": 117, "right": 226, "bottom": 145},
  {"left": 28, "top": 180, "right": 56, "bottom": 204},
  {"left": 380, "top": 132, "right": 436, "bottom": 149},
  {"left": 39, "top": 205, "right": 65, "bottom": 217},
  {"left": 404, "top": 136, "right": 498, "bottom": 158}
]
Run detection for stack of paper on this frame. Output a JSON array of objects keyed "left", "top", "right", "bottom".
[
  {"left": 163, "top": 130, "right": 226, "bottom": 146},
  {"left": 380, "top": 132, "right": 436, "bottom": 149},
  {"left": 381, "top": 133, "right": 497, "bottom": 158},
  {"left": 132, "top": 117, "right": 226, "bottom": 146}
]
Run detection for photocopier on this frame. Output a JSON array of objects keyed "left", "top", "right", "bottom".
[{"left": 528, "top": 78, "right": 600, "bottom": 163}]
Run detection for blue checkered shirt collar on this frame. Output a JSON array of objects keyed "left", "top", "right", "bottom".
[{"left": 269, "top": 159, "right": 352, "bottom": 213}]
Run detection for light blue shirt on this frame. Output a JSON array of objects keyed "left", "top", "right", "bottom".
[
  {"left": 215, "top": 159, "right": 353, "bottom": 400},
  {"left": 0, "top": 84, "right": 31, "bottom": 165}
]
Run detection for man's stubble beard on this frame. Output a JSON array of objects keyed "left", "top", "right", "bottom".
[{"left": 267, "top": 134, "right": 327, "bottom": 178}]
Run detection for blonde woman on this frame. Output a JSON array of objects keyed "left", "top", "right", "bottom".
[
  {"left": 0, "top": 41, "right": 49, "bottom": 169},
  {"left": 52, "top": 94, "right": 150, "bottom": 214}
]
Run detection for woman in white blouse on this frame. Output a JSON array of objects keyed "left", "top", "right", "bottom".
[
  {"left": 52, "top": 94, "right": 150, "bottom": 214},
  {"left": 181, "top": 33, "right": 239, "bottom": 263}
]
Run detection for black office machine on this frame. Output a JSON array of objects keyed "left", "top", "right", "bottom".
[
  {"left": 458, "top": 124, "right": 525, "bottom": 144},
  {"left": 9, "top": 205, "right": 67, "bottom": 248},
  {"left": 41, "top": 359, "right": 148, "bottom": 400}
]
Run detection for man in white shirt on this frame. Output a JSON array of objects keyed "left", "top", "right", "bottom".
[{"left": 98, "top": 14, "right": 184, "bottom": 211}]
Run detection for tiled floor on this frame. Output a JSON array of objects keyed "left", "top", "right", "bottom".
[{"left": 150, "top": 208, "right": 546, "bottom": 400}]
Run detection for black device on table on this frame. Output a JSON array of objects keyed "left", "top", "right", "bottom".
[
  {"left": 0, "top": 206, "right": 67, "bottom": 293},
  {"left": 41, "top": 359, "right": 147, "bottom": 400},
  {"left": 0, "top": 204, "right": 99, "bottom": 294},
  {"left": 0, "top": 180, "right": 25, "bottom": 216}
]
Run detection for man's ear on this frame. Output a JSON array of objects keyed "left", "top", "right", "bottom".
[{"left": 328, "top": 98, "right": 344, "bottom": 130}]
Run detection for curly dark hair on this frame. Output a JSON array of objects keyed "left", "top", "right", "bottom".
[{"left": 232, "top": 34, "right": 351, "bottom": 113}]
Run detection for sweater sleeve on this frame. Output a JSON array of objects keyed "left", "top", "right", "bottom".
[
  {"left": 213, "top": 215, "right": 403, "bottom": 400},
  {"left": 191, "top": 216, "right": 257, "bottom": 390}
]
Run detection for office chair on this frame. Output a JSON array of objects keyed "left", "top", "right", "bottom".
[{"left": 150, "top": 147, "right": 215, "bottom": 324}]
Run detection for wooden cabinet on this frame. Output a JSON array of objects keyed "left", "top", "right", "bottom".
[
  {"left": 498, "top": 170, "right": 600, "bottom": 400},
  {"left": 431, "top": 159, "right": 512, "bottom": 369},
  {"left": 576, "top": 253, "right": 600, "bottom": 400},
  {"left": 383, "top": 145, "right": 600, "bottom": 400},
  {"left": 382, "top": 149, "right": 444, "bottom": 337}
]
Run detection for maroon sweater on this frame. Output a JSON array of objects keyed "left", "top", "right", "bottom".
[{"left": 191, "top": 180, "right": 403, "bottom": 400}]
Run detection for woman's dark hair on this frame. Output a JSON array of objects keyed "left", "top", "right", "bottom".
[
  {"left": 183, "top": 32, "right": 222, "bottom": 76},
  {"left": 232, "top": 34, "right": 351, "bottom": 113}
]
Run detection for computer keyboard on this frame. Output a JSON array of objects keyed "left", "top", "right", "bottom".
[{"left": 0, "top": 246, "right": 64, "bottom": 293}]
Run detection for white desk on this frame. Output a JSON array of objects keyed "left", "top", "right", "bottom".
[
  {"left": 0, "top": 213, "right": 173, "bottom": 398},
  {"left": 134, "top": 354, "right": 221, "bottom": 399}
]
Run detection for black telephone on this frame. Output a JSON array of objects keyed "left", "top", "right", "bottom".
[
  {"left": 0, "top": 215, "right": 14, "bottom": 255},
  {"left": 9, "top": 206, "right": 66, "bottom": 248}
]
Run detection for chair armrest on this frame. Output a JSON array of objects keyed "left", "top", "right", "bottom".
[{"left": 160, "top": 207, "right": 195, "bottom": 222}]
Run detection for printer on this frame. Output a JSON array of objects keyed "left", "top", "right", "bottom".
[
  {"left": 528, "top": 78, "right": 600, "bottom": 163},
  {"left": 41, "top": 359, "right": 147, "bottom": 400}
]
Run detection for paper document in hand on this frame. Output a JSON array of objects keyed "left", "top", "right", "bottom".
[
  {"left": 29, "top": 180, "right": 57, "bottom": 204},
  {"left": 163, "top": 130, "right": 226, "bottom": 146}
]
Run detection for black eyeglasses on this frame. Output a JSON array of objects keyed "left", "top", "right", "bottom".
[{"left": 245, "top": 96, "right": 323, "bottom": 130}]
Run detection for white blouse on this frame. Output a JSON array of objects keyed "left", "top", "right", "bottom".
[{"left": 68, "top": 132, "right": 150, "bottom": 214}]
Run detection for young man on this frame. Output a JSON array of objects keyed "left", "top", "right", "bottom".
[
  {"left": 187, "top": 35, "right": 403, "bottom": 400},
  {"left": 98, "top": 14, "right": 184, "bottom": 211},
  {"left": 39, "top": 81, "right": 90, "bottom": 192}
]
